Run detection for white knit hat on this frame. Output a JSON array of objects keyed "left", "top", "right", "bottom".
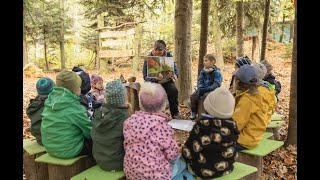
[{"left": 203, "top": 87, "right": 235, "bottom": 119}]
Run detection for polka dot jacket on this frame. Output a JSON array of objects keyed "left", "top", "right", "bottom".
[
  {"left": 123, "top": 111, "right": 179, "bottom": 180},
  {"left": 182, "top": 116, "right": 240, "bottom": 179}
]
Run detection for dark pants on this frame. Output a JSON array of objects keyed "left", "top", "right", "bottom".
[
  {"left": 78, "top": 138, "right": 93, "bottom": 157},
  {"left": 235, "top": 143, "right": 248, "bottom": 151},
  {"left": 190, "top": 91, "right": 209, "bottom": 114},
  {"left": 161, "top": 81, "right": 179, "bottom": 117}
]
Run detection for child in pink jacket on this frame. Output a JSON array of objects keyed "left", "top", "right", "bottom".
[{"left": 123, "top": 82, "right": 192, "bottom": 180}]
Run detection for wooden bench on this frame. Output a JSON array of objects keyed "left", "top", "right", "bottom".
[
  {"left": 71, "top": 165, "right": 124, "bottom": 180},
  {"left": 263, "top": 132, "right": 274, "bottom": 139},
  {"left": 193, "top": 162, "right": 257, "bottom": 180},
  {"left": 35, "top": 153, "right": 95, "bottom": 180},
  {"left": 271, "top": 112, "right": 284, "bottom": 121},
  {"left": 23, "top": 139, "right": 48, "bottom": 180},
  {"left": 266, "top": 120, "right": 286, "bottom": 140},
  {"left": 237, "top": 139, "right": 284, "bottom": 179}
]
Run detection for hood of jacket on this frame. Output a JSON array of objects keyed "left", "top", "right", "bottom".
[
  {"left": 44, "top": 86, "right": 80, "bottom": 111},
  {"left": 124, "top": 111, "right": 168, "bottom": 143}
]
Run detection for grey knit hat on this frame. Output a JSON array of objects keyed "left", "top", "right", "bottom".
[{"left": 235, "top": 65, "right": 259, "bottom": 85}]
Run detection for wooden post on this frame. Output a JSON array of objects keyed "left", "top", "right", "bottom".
[
  {"left": 237, "top": 152, "right": 261, "bottom": 180},
  {"left": 125, "top": 82, "right": 140, "bottom": 116},
  {"left": 23, "top": 151, "right": 48, "bottom": 180},
  {"left": 266, "top": 127, "right": 280, "bottom": 140}
]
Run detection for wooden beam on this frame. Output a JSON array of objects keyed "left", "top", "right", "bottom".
[
  {"left": 101, "top": 40, "right": 129, "bottom": 47},
  {"left": 100, "top": 28, "right": 135, "bottom": 38},
  {"left": 99, "top": 50, "right": 134, "bottom": 58}
]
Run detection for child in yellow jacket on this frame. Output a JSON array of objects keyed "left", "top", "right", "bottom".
[{"left": 232, "top": 65, "right": 270, "bottom": 150}]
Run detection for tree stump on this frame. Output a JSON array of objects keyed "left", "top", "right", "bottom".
[
  {"left": 237, "top": 152, "right": 261, "bottom": 180},
  {"left": 125, "top": 82, "right": 140, "bottom": 116},
  {"left": 23, "top": 151, "right": 48, "bottom": 180}
]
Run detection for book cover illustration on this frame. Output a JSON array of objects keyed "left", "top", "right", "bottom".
[{"left": 147, "top": 56, "right": 175, "bottom": 79}]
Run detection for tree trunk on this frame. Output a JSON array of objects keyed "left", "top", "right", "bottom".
[
  {"left": 289, "top": 21, "right": 293, "bottom": 41},
  {"left": 252, "top": 36, "right": 257, "bottom": 61},
  {"left": 175, "top": 0, "right": 193, "bottom": 103},
  {"left": 212, "top": 1, "right": 224, "bottom": 70},
  {"left": 197, "top": 0, "right": 210, "bottom": 76},
  {"left": 133, "top": 22, "right": 142, "bottom": 76},
  {"left": 59, "top": 0, "right": 66, "bottom": 70},
  {"left": 260, "top": 0, "right": 270, "bottom": 61},
  {"left": 279, "top": 13, "right": 286, "bottom": 42},
  {"left": 285, "top": 5, "right": 297, "bottom": 146},
  {"left": 23, "top": 15, "right": 28, "bottom": 68},
  {"left": 236, "top": 1, "right": 244, "bottom": 58},
  {"left": 43, "top": 25, "right": 49, "bottom": 71}
]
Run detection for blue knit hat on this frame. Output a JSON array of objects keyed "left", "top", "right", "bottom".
[
  {"left": 105, "top": 80, "right": 126, "bottom": 106},
  {"left": 36, "top": 77, "right": 55, "bottom": 95}
]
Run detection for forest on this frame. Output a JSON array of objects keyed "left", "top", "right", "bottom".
[{"left": 23, "top": 0, "right": 296, "bottom": 179}]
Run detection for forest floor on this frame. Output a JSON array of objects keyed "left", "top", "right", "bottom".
[{"left": 23, "top": 40, "right": 296, "bottom": 179}]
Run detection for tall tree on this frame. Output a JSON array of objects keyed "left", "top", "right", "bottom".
[
  {"left": 59, "top": 0, "right": 66, "bottom": 70},
  {"left": 212, "top": 0, "right": 224, "bottom": 70},
  {"left": 197, "top": 0, "right": 210, "bottom": 76},
  {"left": 23, "top": 14, "right": 28, "bottom": 68},
  {"left": 279, "top": 12, "right": 286, "bottom": 42},
  {"left": 285, "top": 1, "right": 296, "bottom": 146},
  {"left": 260, "top": 0, "right": 270, "bottom": 61},
  {"left": 175, "top": 0, "right": 193, "bottom": 102},
  {"left": 236, "top": 0, "right": 244, "bottom": 57}
]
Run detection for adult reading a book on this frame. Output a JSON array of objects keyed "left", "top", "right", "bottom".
[{"left": 142, "top": 40, "right": 180, "bottom": 119}]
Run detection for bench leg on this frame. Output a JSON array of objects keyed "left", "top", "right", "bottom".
[
  {"left": 47, "top": 156, "right": 96, "bottom": 180},
  {"left": 23, "top": 151, "right": 48, "bottom": 180},
  {"left": 237, "top": 152, "right": 262, "bottom": 180},
  {"left": 266, "top": 128, "right": 275, "bottom": 140},
  {"left": 272, "top": 127, "right": 281, "bottom": 140}
]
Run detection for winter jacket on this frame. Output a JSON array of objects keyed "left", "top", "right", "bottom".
[
  {"left": 91, "top": 104, "right": 129, "bottom": 171},
  {"left": 143, "top": 51, "right": 179, "bottom": 83},
  {"left": 26, "top": 95, "right": 48, "bottom": 145},
  {"left": 90, "top": 88, "right": 105, "bottom": 104},
  {"left": 123, "top": 111, "right": 179, "bottom": 180},
  {"left": 257, "top": 86, "right": 277, "bottom": 118},
  {"left": 41, "top": 86, "right": 92, "bottom": 159},
  {"left": 182, "top": 115, "right": 239, "bottom": 179},
  {"left": 197, "top": 65, "right": 222, "bottom": 96},
  {"left": 232, "top": 89, "right": 270, "bottom": 149}
]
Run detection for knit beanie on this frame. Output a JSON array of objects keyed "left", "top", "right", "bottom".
[
  {"left": 253, "top": 63, "right": 267, "bottom": 80},
  {"left": 235, "top": 65, "right": 259, "bottom": 85},
  {"left": 261, "top": 60, "right": 273, "bottom": 73},
  {"left": 56, "top": 70, "right": 82, "bottom": 92},
  {"left": 203, "top": 87, "right": 235, "bottom": 119},
  {"left": 91, "top": 74, "right": 103, "bottom": 86},
  {"left": 105, "top": 80, "right": 126, "bottom": 106},
  {"left": 36, "top": 77, "right": 55, "bottom": 95},
  {"left": 139, "top": 82, "right": 167, "bottom": 112}
]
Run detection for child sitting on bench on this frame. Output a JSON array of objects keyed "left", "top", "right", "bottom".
[
  {"left": 91, "top": 80, "right": 129, "bottom": 171},
  {"left": 189, "top": 53, "right": 222, "bottom": 120},
  {"left": 182, "top": 87, "right": 239, "bottom": 179},
  {"left": 123, "top": 82, "right": 193, "bottom": 180},
  {"left": 232, "top": 65, "right": 270, "bottom": 151},
  {"left": 26, "top": 77, "right": 55, "bottom": 145}
]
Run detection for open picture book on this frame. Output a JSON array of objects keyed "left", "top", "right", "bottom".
[
  {"left": 146, "top": 56, "right": 175, "bottom": 79},
  {"left": 168, "top": 119, "right": 195, "bottom": 132}
]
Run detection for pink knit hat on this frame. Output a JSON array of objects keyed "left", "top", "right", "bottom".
[
  {"left": 91, "top": 74, "right": 103, "bottom": 85},
  {"left": 139, "top": 82, "right": 167, "bottom": 112}
]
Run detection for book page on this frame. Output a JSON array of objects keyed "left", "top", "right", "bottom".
[
  {"left": 147, "top": 56, "right": 175, "bottom": 79},
  {"left": 168, "top": 119, "right": 195, "bottom": 132}
]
